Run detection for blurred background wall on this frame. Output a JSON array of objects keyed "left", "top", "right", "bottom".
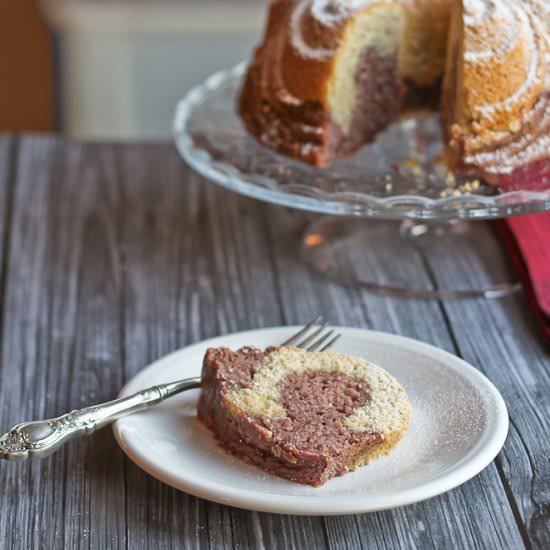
[
  {"left": 0, "top": 0, "right": 265, "bottom": 140},
  {"left": 0, "top": 0, "right": 54, "bottom": 131}
]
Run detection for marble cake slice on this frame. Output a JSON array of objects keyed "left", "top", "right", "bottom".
[{"left": 197, "top": 345, "right": 411, "bottom": 487}]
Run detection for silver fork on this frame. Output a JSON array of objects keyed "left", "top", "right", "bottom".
[{"left": 0, "top": 317, "right": 340, "bottom": 461}]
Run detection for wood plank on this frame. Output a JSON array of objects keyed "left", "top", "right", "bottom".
[
  {"left": 424, "top": 223, "right": 550, "bottom": 549},
  {"left": 0, "top": 136, "right": 127, "bottom": 549},
  {"left": 0, "top": 135, "right": 15, "bottom": 446},
  {"left": 0, "top": 135, "right": 14, "bottom": 284},
  {"left": 0, "top": 136, "right": 534, "bottom": 549}
]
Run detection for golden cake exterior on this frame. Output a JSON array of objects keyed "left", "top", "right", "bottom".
[{"left": 444, "top": 0, "right": 550, "bottom": 185}]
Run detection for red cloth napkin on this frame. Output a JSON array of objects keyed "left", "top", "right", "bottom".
[{"left": 496, "top": 212, "right": 550, "bottom": 343}]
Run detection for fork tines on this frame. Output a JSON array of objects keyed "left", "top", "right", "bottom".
[{"left": 281, "top": 316, "right": 341, "bottom": 352}]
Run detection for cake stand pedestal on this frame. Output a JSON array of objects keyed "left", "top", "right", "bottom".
[
  {"left": 174, "top": 64, "right": 550, "bottom": 299},
  {"left": 301, "top": 217, "right": 520, "bottom": 299}
]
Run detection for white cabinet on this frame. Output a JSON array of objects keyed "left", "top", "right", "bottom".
[{"left": 41, "top": 1, "right": 265, "bottom": 139}]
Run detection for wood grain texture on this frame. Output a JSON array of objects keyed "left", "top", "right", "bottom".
[
  {"left": 0, "top": 135, "right": 547, "bottom": 549},
  {"left": 422, "top": 229, "right": 550, "bottom": 549},
  {"left": 0, "top": 135, "right": 14, "bottom": 290},
  {"left": 0, "top": 137, "right": 127, "bottom": 549}
]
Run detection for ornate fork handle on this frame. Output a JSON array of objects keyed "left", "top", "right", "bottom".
[{"left": 0, "top": 377, "right": 201, "bottom": 461}]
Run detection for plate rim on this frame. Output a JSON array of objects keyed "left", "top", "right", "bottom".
[{"left": 113, "top": 326, "right": 509, "bottom": 515}]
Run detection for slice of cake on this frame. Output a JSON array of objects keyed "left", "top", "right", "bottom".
[{"left": 197, "top": 346, "right": 411, "bottom": 486}]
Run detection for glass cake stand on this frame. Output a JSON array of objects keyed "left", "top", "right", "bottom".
[{"left": 174, "top": 63, "right": 550, "bottom": 299}]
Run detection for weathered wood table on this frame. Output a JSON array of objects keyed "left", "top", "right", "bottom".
[{"left": 0, "top": 135, "right": 548, "bottom": 549}]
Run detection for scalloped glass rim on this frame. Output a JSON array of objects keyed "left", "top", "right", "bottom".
[{"left": 174, "top": 63, "right": 550, "bottom": 221}]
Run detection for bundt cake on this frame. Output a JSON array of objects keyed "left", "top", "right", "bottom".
[
  {"left": 239, "top": 0, "right": 550, "bottom": 188},
  {"left": 197, "top": 346, "right": 411, "bottom": 487}
]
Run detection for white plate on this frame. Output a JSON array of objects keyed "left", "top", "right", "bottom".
[{"left": 113, "top": 327, "right": 509, "bottom": 515}]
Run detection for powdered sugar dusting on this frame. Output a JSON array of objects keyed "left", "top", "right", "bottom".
[
  {"left": 310, "top": 0, "right": 375, "bottom": 25},
  {"left": 463, "top": 0, "right": 517, "bottom": 62},
  {"left": 463, "top": 0, "right": 489, "bottom": 26},
  {"left": 290, "top": 0, "right": 375, "bottom": 59},
  {"left": 475, "top": 2, "right": 540, "bottom": 116},
  {"left": 466, "top": 86, "right": 550, "bottom": 173},
  {"left": 319, "top": 357, "right": 494, "bottom": 495},
  {"left": 290, "top": 0, "right": 334, "bottom": 60},
  {"left": 460, "top": 0, "right": 549, "bottom": 174}
]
